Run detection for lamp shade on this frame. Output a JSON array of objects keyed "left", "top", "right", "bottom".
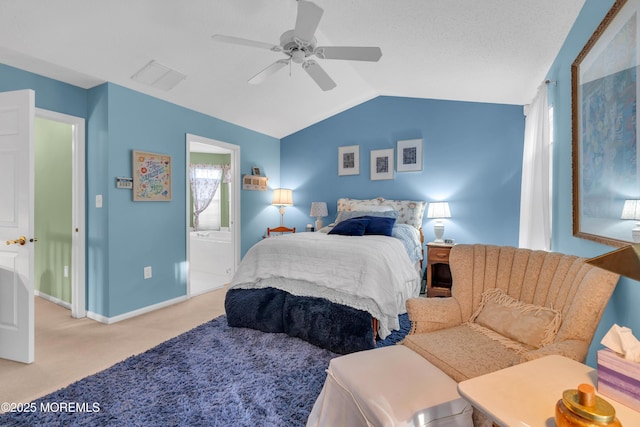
[
  {"left": 272, "top": 188, "right": 293, "bottom": 206},
  {"left": 427, "top": 202, "right": 451, "bottom": 219},
  {"left": 586, "top": 244, "right": 640, "bottom": 281},
  {"left": 310, "top": 202, "right": 328, "bottom": 218},
  {"left": 621, "top": 200, "right": 640, "bottom": 220}
]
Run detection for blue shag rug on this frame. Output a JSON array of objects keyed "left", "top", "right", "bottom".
[{"left": 1, "top": 314, "right": 410, "bottom": 427}]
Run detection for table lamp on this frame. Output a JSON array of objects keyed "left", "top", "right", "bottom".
[
  {"left": 272, "top": 188, "right": 293, "bottom": 226},
  {"left": 427, "top": 201, "right": 451, "bottom": 243},
  {"left": 621, "top": 199, "right": 640, "bottom": 243},
  {"left": 310, "top": 202, "right": 328, "bottom": 230}
]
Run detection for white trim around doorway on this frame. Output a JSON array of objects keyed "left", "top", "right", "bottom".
[
  {"left": 185, "top": 133, "right": 241, "bottom": 297},
  {"left": 36, "top": 108, "right": 86, "bottom": 318}
]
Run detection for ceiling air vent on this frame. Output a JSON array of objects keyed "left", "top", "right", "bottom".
[{"left": 131, "top": 60, "right": 186, "bottom": 91}]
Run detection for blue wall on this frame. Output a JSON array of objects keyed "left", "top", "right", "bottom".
[
  {"left": 86, "top": 83, "right": 280, "bottom": 317},
  {"left": 281, "top": 96, "right": 525, "bottom": 247},
  {"left": 0, "top": 63, "right": 87, "bottom": 119},
  {"left": 1, "top": 64, "right": 280, "bottom": 318},
  {"left": 546, "top": 0, "right": 640, "bottom": 367}
]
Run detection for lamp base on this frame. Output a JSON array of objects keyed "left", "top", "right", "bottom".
[
  {"left": 279, "top": 206, "right": 286, "bottom": 226},
  {"left": 315, "top": 218, "right": 323, "bottom": 231},
  {"left": 433, "top": 221, "right": 445, "bottom": 243}
]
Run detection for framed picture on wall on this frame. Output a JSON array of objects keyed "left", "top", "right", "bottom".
[
  {"left": 571, "top": 0, "right": 638, "bottom": 247},
  {"left": 132, "top": 150, "right": 172, "bottom": 201},
  {"left": 338, "top": 145, "right": 360, "bottom": 176},
  {"left": 397, "top": 138, "right": 423, "bottom": 172},
  {"left": 370, "top": 149, "right": 394, "bottom": 180},
  {"left": 252, "top": 166, "right": 261, "bottom": 176}
]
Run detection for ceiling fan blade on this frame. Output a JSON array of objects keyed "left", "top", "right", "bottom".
[
  {"left": 212, "top": 34, "right": 281, "bottom": 52},
  {"left": 294, "top": 1, "right": 323, "bottom": 43},
  {"left": 248, "top": 59, "right": 289, "bottom": 85},
  {"left": 315, "top": 46, "right": 382, "bottom": 62},
  {"left": 302, "top": 60, "right": 336, "bottom": 91}
]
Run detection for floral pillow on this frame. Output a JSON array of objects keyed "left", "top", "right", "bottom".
[
  {"left": 335, "top": 197, "right": 426, "bottom": 229},
  {"left": 336, "top": 197, "right": 383, "bottom": 212},
  {"left": 379, "top": 199, "right": 426, "bottom": 229}
]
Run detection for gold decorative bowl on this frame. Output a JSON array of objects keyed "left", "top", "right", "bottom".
[{"left": 555, "top": 384, "right": 622, "bottom": 427}]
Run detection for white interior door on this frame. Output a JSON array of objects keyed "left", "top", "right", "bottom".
[{"left": 0, "top": 89, "right": 35, "bottom": 364}]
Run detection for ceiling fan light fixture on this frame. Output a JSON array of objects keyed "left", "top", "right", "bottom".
[
  {"left": 131, "top": 60, "right": 186, "bottom": 91},
  {"left": 291, "top": 50, "right": 306, "bottom": 64}
]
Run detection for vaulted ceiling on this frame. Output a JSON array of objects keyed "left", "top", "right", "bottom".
[{"left": 0, "top": 0, "right": 584, "bottom": 138}]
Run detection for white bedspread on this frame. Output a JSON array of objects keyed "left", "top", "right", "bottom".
[{"left": 229, "top": 232, "right": 421, "bottom": 339}]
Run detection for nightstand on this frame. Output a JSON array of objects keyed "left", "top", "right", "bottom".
[{"left": 425, "top": 243, "right": 453, "bottom": 297}]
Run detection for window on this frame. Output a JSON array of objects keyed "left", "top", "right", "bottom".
[
  {"left": 198, "top": 183, "right": 222, "bottom": 230},
  {"left": 190, "top": 166, "right": 223, "bottom": 231}
]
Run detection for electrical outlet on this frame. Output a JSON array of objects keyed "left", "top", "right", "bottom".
[
  {"left": 63, "top": 266, "right": 69, "bottom": 278},
  {"left": 144, "top": 266, "right": 152, "bottom": 279}
]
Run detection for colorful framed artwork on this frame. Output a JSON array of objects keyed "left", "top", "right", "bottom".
[
  {"left": 370, "top": 148, "right": 394, "bottom": 180},
  {"left": 397, "top": 138, "right": 423, "bottom": 172},
  {"left": 338, "top": 145, "right": 360, "bottom": 176},
  {"left": 132, "top": 150, "right": 172, "bottom": 201},
  {"left": 571, "top": 0, "right": 638, "bottom": 247}
]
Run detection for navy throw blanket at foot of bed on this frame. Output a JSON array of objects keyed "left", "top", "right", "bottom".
[{"left": 225, "top": 288, "right": 375, "bottom": 354}]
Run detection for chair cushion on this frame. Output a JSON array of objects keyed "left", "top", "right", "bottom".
[
  {"left": 469, "top": 288, "right": 561, "bottom": 349},
  {"left": 402, "top": 325, "right": 519, "bottom": 382}
]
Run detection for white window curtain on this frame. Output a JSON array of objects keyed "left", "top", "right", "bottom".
[
  {"left": 199, "top": 184, "right": 222, "bottom": 231},
  {"left": 189, "top": 164, "right": 231, "bottom": 231},
  {"left": 519, "top": 83, "right": 551, "bottom": 250}
]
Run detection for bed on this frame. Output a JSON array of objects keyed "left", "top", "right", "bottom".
[{"left": 225, "top": 197, "right": 425, "bottom": 354}]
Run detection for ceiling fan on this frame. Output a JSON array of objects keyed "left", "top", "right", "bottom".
[{"left": 212, "top": 0, "right": 382, "bottom": 91}]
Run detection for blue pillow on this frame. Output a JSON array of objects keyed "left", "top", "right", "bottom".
[
  {"left": 334, "top": 209, "right": 398, "bottom": 224},
  {"left": 328, "top": 218, "right": 370, "bottom": 236},
  {"left": 363, "top": 216, "right": 396, "bottom": 236}
]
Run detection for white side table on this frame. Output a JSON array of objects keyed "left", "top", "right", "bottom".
[{"left": 458, "top": 354, "right": 640, "bottom": 426}]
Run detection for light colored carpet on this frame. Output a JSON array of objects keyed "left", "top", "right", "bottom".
[{"left": 0, "top": 287, "right": 227, "bottom": 406}]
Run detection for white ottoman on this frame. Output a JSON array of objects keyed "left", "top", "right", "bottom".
[{"left": 307, "top": 345, "right": 472, "bottom": 427}]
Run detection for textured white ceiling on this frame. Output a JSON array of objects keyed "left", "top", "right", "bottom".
[{"left": 0, "top": 0, "right": 584, "bottom": 138}]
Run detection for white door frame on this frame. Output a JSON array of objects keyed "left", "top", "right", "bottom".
[
  {"left": 36, "top": 108, "right": 86, "bottom": 318},
  {"left": 185, "top": 133, "right": 240, "bottom": 296}
]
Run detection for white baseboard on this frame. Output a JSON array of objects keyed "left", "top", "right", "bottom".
[
  {"left": 86, "top": 295, "right": 189, "bottom": 325},
  {"left": 35, "top": 290, "right": 72, "bottom": 310}
]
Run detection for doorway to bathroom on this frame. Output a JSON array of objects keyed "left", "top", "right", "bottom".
[{"left": 185, "top": 133, "right": 240, "bottom": 296}]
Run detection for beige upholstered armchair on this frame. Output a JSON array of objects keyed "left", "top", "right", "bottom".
[
  {"left": 404, "top": 244, "right": 620, "bottom": 383},
  {"left": 403, "top": 244, "right": 620, "bottom": 426}
]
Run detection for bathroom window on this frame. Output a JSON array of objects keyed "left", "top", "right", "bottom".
[
  {"left": 198, "top": 185, "right": 221, "bottom": 230},
  {"left": 190, "top": 165, "right": 223, "bottom": 231}
]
